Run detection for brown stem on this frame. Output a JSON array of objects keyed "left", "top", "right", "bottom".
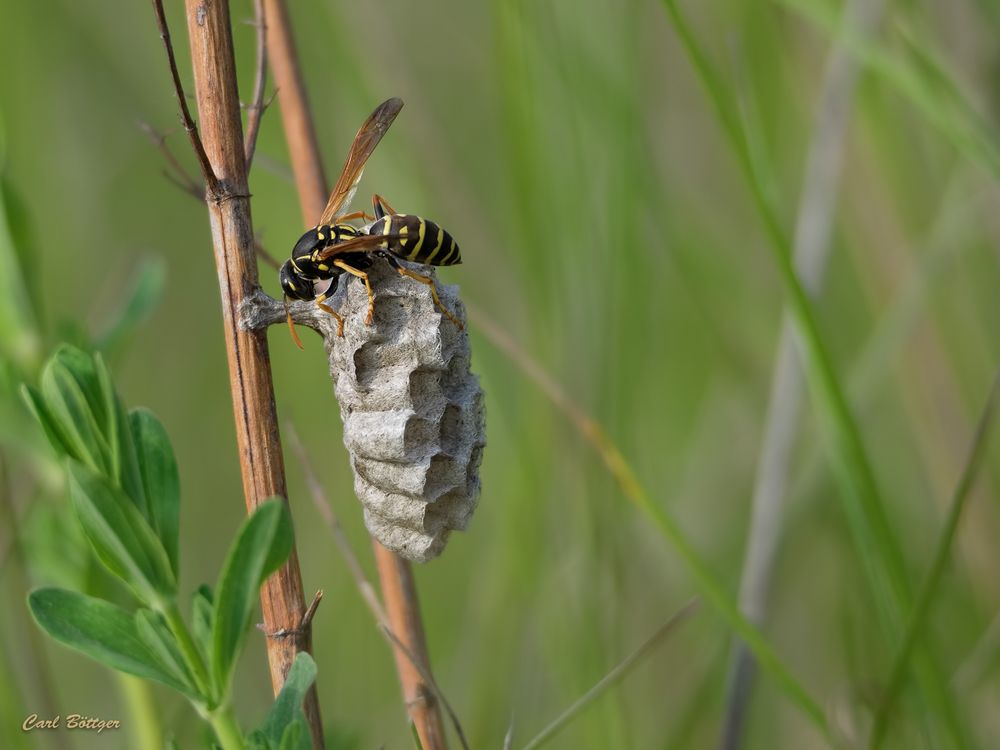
[
  {"left": 156, "top": 1, "right": 324, "bottom": 746},
  {"left": 262, "top": 1, "right": 449, "bottom": 745},
  {"left": 263, "top": 0, "right": 328, "bottom": 225},
  {"left": 243, "top": 0, "right": 268, "bottom": 170},
  {"left": 373, "top": 546, "right": 449, "bottom": 750}
]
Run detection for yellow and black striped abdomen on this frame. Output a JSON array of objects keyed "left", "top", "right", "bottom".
[{"left": 371, "top": 214, "right": 461, "bottom": 266}]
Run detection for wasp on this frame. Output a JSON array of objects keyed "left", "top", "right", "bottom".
[{"left": 279, "top": 98, "right": 463, "bottom": 348}]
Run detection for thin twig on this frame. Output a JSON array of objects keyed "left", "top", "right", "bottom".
[
  {"left": 153, "top": 1, "right": 323, "bottom": 746},
  {"left": 150, "top": 0, "right": 219, "bottom": 195},
  {"left": 286, "top": 423, "right": 469, "bottom": 750},
  {"left": 719, "top": 2, "right": 885, "bottom": 747},
  {"left": 243, "top": 0, "right": 268, "bottom": 170},
  {"left": 254, "top": 239, "right": 282, "bottom": 270},
  {"left": 519, "top": 600, "right": 700, "bottom": 750},
  {"left": 139, "top": 121, "right": 204, "bottom": 197},
  {"left": 466, "top": 303, "right": 643, "bottom": 501},
  {"left": 139, "top": 125, "right": 282, "bottom": 270}
]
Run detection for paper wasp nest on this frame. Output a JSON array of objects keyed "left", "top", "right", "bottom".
[{"left": 242, "top": 261, "right": 485, "bottom": 562}]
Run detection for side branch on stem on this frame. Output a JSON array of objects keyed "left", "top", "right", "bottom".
[
  {"left": 151, "top": 0, "right": 219, "bottom": 195},
  {"left": 243, "top": 0, "right": 269, "bottom": 170}
]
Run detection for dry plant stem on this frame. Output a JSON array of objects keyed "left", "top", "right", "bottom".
[
  {"left": 287, "top": 423, "right": 469, "bottom": 750},
  {"left": 374, "top": 545, "right": 449, "bottom": 750},
  {"left": 262, "top": 1, "right": 449, "bottom": 743},
  {"left": 243, "top": 0, "right": 268, "bottom": 169},
  {"left": 263, "top": 0, "right": 327, "bottom": 224},
  {"left": 158, "top": 1, "right": 324, "bottom": 746},
  {"left": 720, "top": 2, "right": 883, "bottom": 748}
]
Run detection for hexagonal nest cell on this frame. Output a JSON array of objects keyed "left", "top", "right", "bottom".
[{"left": 323, "top": 260, "right": 485, "bottom": 562}]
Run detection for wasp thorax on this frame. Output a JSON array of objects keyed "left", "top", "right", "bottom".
[
  {"left": 325, "top": 260, "right": 485, "bottom": 562},
  {"left": 291, "top": 227, "right": 324, "bottom": 259}
]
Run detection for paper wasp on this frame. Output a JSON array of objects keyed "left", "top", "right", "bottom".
[{"left": 279, "top": 98, "right": 463, "bottom": 348}]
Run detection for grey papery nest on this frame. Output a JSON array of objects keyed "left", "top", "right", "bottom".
[{"left": 241, "top": 260, "right": 485, "bottom": 562}]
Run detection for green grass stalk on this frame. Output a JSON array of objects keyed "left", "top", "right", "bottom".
[
  {"left": 657, "top": 1, "right": 966, "bottom": 743},
  {"left": 870, "top": 371, "right": 1000, "bottom": 747},
  {"left": 468, "top": 306, "right": 829, "bottom": 734}
]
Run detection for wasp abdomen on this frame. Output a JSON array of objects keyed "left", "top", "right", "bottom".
[{"left": 371, "top": 214, "right": 461, "bottom": 266}]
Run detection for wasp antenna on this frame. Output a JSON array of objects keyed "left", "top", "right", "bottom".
[{"left": 285, "top": 295, "right": 305, "bottom": 350}]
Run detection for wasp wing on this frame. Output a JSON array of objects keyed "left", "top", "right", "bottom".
[
  {"left": 313, "top": 233, "right": 404, "bottom": 261},
  {"left": 318, "top": 98, "right": 404, "bottom": 226}
]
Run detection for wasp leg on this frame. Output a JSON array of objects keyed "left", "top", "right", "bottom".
[
  {"left": 332, "top": 260, "right": 376, "bottom": 325},
  {"left": 383, "top": 256, "right": 464, "bottom": 331},
  {"left": 372, "top": 193, "right": 398, "bottom": 221},
  {"left": 338, "top": 210, "right": 376, "bottom": 223},
  {"left": 285, "top": 295, "right": 305, "bottom": 350},
  {"left": 315, "top": 293, "right": 345, "bottom": 337}
]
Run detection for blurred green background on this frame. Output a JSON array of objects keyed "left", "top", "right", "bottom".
[{"left": 1, "top": 0, "right": 999, "bottom": 748}]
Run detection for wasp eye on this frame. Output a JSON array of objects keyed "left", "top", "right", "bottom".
[{"left": 279, "top": 260, "right": 310, "bottom": 300}]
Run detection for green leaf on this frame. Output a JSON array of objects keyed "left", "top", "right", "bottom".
[
  {"left": 95, "top": 353, "right": 148, "bottom": 517},
  {"left": 410, "top": 721, "right": 424, "bottom": 750},
  {"left": 278, "top": 721, "right": 306, "bottom": 750},
  {"left": 28, "top": 588, "right": 187, "bottom": 694},
  {"left": 40, "top": 347, "right": 112, "bottom": 475},
  {"left": 0, "top": 162, "right": 42, "bottom": 373},
  {"left": 257, "top": 653, "right": 317, "bottom": 750},
  {"left": 97, "top": 257, "right": 167, "bottom": 354},
  {"left": 135, "top": 609, "right": 198, "bottom": 699},
  {"left": 68, "top": 460, "right": 176, "bottom": 603},
  {"left": 21, "top": 384, "right": 71, "bottom": 458},
  {"left": 245, "top": 732, "right": 270, "bottom": 750},
  {"left": 130, "top": 409, "right": 180, "bottom": 575},
  {"left": 191, "top": 585, "right": 214, "bottom": 668},
  {"left": 212, "top": 499, "right": 293, "bottom": 696}
]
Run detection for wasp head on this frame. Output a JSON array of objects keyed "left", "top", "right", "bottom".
[{"left": 279, "top": 259, "right": 313, "bottom": 301}]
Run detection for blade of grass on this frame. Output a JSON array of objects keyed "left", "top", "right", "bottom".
[
  {"left": 657, "top": 1, "right": 966, "bottom": 743},
  {"left": 870, "top": 370, "right": 1000, "bottom": 747},
  {"left": 777, "top": 0, "right": 1000, "bottom": 180},
  {"left": 721, "top": 1, "right": 884, "bottom": 747},
  {"left": 519, "top": 599, "right": 700, "bottom": 750},
  {"left": 467, "top": 304, "right": 828, "bottom": 734}
]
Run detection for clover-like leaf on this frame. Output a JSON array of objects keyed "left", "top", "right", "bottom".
[
  {"left": 257, "top": 653, "right": 317, "bottom": 750},
  {"left": 191, "top": 584, "right": 214, "bottom": 669},
  {"left": 28, "top": 588, "right": 188, "bottom": 694},
  {"left": 40, "top": 346, "right": 112, "bottom": 475},
  {"left": 135, "top": 609, "right": 198, "bottom": 699},
  {"left": 68, "top": 460, "right": 176, "bottom": 604},
  {"left": 94, "top": 352, "right": 148, "bottom": 517},
  {"left": 212, "top": 499, "right": 292, "bottom": 696},
  {"left": 130, "top": 409, "right": 180, "bottom": 575}
]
